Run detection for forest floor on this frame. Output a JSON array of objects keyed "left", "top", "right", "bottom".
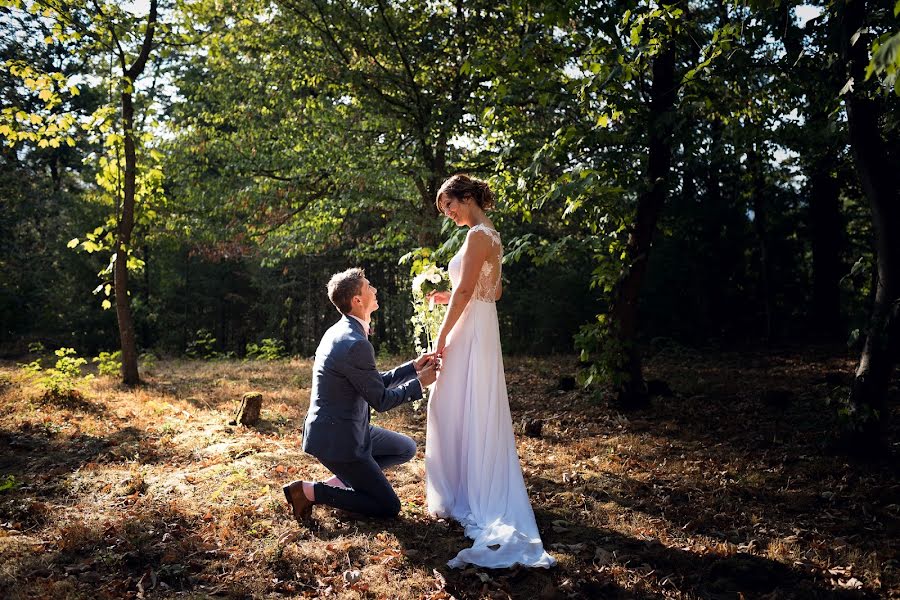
[{"left": 0, "top": 347, "right": 897, "bottom": 599}]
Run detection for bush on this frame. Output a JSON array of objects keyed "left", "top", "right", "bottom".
[
  {"left": 186, "top": 329, "right": 219, "bottom": 359},
  {"left": 93, "top": 350, "right": 122, "bottom": 377},
  {"left": 140, "top": 351, "right": 158, "bottom": 372},
  {"left": 245, "top": 338, "right": 286, "bottom": 361},
  {"left": 28, "top": 347, "right": 92, "bottom": 402}
]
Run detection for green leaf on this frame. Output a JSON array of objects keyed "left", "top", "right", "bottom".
[{"left": 0, "top": 475, "right": 16, "bottom": 493}]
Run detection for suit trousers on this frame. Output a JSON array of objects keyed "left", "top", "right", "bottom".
[{"left": 313, "top": 425, "right": 416, "bottom": 518}]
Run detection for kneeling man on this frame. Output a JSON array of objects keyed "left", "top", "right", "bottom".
[{"left": 283, "top": 267, "right": 436, "bottom": 521}]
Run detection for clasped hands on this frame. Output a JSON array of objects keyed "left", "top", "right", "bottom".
[{"left": 415, "top": 351, "right": 441, "bottom": 387}]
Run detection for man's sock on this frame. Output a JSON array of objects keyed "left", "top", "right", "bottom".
[
  {"left": 324, "top": 475, "right": 349, "bottom": 489},
  {"left": 302, "top": 481, "right": 316, "bottom": 501}
]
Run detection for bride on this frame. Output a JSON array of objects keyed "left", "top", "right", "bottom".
[{"left": 425, "top": 174, "right": 555, "bottom": 569}]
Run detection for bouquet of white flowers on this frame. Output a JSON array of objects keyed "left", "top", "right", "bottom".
[{"left": 410, "top": 263, "right": 449, "bottom": 355}]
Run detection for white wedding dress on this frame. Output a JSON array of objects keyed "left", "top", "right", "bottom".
[{"left": 425, "top": 224, "right": 556, "bottom": 569}]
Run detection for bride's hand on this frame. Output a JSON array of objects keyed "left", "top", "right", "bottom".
[
  {"left": 435, "top": 333, "right": 447, "bottom": 358},
  {"left": 426, "top": 290, "right": 451, "bottom": 305}
]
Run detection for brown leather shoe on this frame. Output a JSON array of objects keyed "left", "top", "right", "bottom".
[{"left": 283, "top": 481, "right": 314, "bottom": 522}]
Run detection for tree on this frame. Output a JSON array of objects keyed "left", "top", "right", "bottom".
[
  {"left": 510, "top": 1, "right": 701, "bottom": 407},
  {"left": 12, "top": 0, "right": 164, "bottom": 384},
  {"left": 838, "top": 0, "right": 900, "bottom": 450},
  {"left": 166, "top": 0, "right": 576, "bottom": 258}
]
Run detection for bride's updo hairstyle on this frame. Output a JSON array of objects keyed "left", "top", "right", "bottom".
[{"left": 435, "top": 174, "right": 495, "bottom": 213}]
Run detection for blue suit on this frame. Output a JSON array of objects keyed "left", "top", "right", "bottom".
[{"left": 302, "top": 315, "right": 423, "bottom": 517}]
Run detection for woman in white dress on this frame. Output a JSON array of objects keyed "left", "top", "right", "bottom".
[{"left": 425, "top": 174, "right": 555, "bottom": 569}]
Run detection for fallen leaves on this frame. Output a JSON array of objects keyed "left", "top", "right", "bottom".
[{"left": 0, "top": 353, "right": 896, "bottom": 599}]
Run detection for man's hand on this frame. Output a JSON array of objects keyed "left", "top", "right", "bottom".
[
  {"left": 417, "top": 361, "right": 437, "bottom": 388},
  {"left": 414, "top": 351, "right": 437, "bottom": 372}
]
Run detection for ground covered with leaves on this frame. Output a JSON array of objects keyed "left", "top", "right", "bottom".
[{"left": 0, "top": 347, "right": 897, "bottom": 599}]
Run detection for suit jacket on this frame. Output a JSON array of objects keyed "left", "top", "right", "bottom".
[{"left": 302, "top": 315, "right": 423, "bottom": 462}]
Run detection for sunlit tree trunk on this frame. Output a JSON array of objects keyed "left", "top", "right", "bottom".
[
  {"left": 114, "top": 0, "right": 158, "bottom": 385},
  {"left": 115, "top": 88, "right": 140, "bottom": 384}
]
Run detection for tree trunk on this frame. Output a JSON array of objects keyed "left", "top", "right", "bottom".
[
  {"left": 116, "top": 89, "right": 140, "bottom": 385},
  {"left": 610, "top": 44, "right": 677, "bottom": 409},
  {"left": 416, "top": 137, "right": 447, "bottom": 247},
  {"left": 113, "top": 0, "right": 157, "bottom": 386},
  {"left": 840, "top": 0, "right": 900, "bottom": 450}
]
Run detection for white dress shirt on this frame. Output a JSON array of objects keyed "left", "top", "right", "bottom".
[{"left": 349, "top": 314, "right": 370, "bottom": 337}]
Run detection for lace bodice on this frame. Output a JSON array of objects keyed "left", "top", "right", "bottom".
[{"left": 448, "top": 224, "right": 502, "bottom": 303}]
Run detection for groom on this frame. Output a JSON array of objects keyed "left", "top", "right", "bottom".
[{"left": 283, "top": 267, "right": 437, "bottom": 521}]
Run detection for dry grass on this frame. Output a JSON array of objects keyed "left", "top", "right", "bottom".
[{"left": 0, "top": 349, "right": 897, "bottom": 599}]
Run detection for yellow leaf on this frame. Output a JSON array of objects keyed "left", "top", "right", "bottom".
[
  {"left": 38, "top": 89, "right": 52, "bottom": 102},
  {"left": 66, "top": 136, "right": 75, "bottom": 147},
  {"left": 37, "top": 139, "right": 48, "bottom": 148},
  {"left": 101, "top": 299, "right": 112, "bottom": 310},
  {"left": 29, "top": 114, "right": 42, "bottom": 125},
  {"left": 44, "top": 36, "right": 54, "bottom": 44},
  {"left": 67, "top": 238, "right": 79, "bottom": 248},
  {"left": 69, "top": 86, "right": 80, "bottom": 96}
]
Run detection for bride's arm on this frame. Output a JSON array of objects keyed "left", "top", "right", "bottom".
[{"left": 434, "top": 231, "right": 492, "bottom": 355}]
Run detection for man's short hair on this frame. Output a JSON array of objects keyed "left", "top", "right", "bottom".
[{"left": 327, "top": 267, "right": 366, "bottom": 314}]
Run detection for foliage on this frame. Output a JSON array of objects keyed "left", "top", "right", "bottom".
[
  {"left": 0, "top": 474, "right": 16, "bottom": 493},
  {"left": 140, "top": 351, "right": 158, "bottom": 372},
  {"left": 869, "top": 29, "right": 900, "bottom": 93},
  {"left": 574, "top": 314, "right": 628, "bottom": 390},
  {"left": 866, "top": 1, "right": 900, "bottom": 93},
  {"left": 245, "top": 338, "right": 286, "bottom": 361},
  {"left": 186, "top": 329, "right": 219, "bottom": 359},
  {"left": 93, "top": 350, "right": 121, "bottom": 377},
  {"left": 26, "top": 347, "right": 92, "bottom": 401}
]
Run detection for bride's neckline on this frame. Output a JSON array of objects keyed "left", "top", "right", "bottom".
[{"left": 470, "top": 222, "right": 497, "bottom": 232}]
